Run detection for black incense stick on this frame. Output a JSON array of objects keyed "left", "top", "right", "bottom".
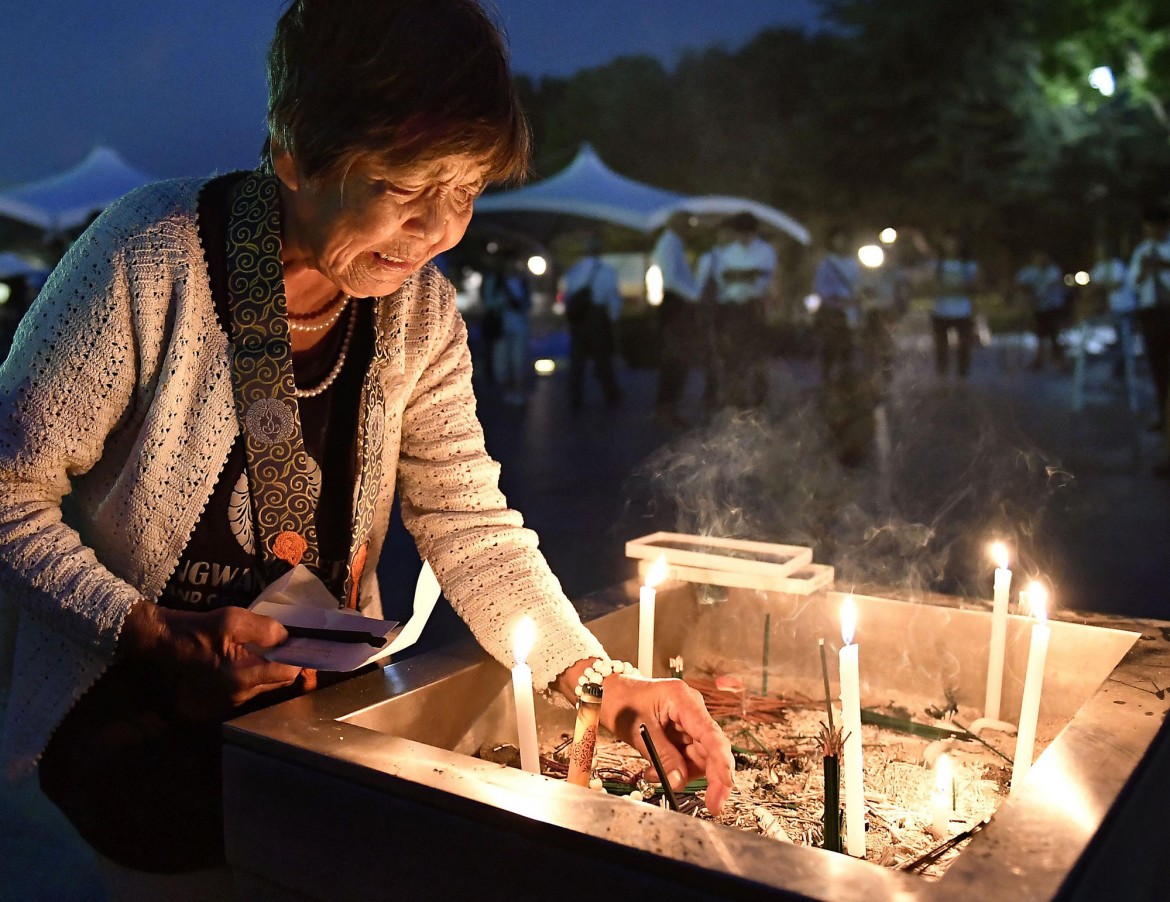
[
  {"left": 818, "top": 638, "right": 835, "bottom": 732},
  {"left": 823, "top": 753, "right": 842, "bottom": 853},
  {"left": 900, "top": 820, "right": 986, "bottom": 872},
  {"left": 284, "top": 624, "right": 386, "bottom": 647},
  {"left": 762, "top": 613, "right": 771, "bottom": 696},
  {"left": 639, "top": 723, "right": 681, "bottom": 812}
]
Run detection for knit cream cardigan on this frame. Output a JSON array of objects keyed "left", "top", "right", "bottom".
[{"left": 0, "top": 177, "right": 605, "bottom": 779}]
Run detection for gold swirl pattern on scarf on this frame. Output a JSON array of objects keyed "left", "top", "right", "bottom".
[{"left": 225, "top": 171, "right": 320, "bottom": 576}]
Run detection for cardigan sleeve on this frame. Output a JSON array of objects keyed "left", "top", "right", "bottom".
[
  {"left": 0, "top": 216, "right": 146, "bottom": 658},
  {"left": 396, "top": 278, "right": 606, "bottom": 691}
]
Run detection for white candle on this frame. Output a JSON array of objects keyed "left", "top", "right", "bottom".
[
  {"left": 839, "top": 596, "right": 866, "bottom": 858},
  {"left": 929, "top": 753, "right": 954, "bottom": 838},
  {"left": 1011, "top": 583, "right": 1051, "bottom": 794},
  {"left": 984, "top": 541, "right": 1013, "bottom": 721},
  {"left": 638, "top": 555, "right": 668, "bottom": 677},
  {"left": 511, "top": 616, "right": 540, "bottom": 774}
]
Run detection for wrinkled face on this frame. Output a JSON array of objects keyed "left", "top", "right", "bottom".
[{"left": 274, "top": 148, "right": 488, "bottom": 297}]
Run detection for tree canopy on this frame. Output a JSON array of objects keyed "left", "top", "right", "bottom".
[{"left": 512, "top": 0, "right": 1170, "bottom": 275}]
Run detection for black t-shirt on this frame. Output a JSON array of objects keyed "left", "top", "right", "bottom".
[{"left": 159, "top": 173, "right": 372, "bottom": 610}]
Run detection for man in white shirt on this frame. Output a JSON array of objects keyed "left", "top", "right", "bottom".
[
  {"left": 650, "top": 224, "right": 699, "bottom": 424},
  {"left": 1127, "top": 205, "right": 1170, "bottom": 436},
  {"left": 1090, "top": 245, "right": 1136, "bottom": 381},
  {"left": 694, "top": 227, "right": 731, "bottom": 408},
  {"left": 563, "top": 233, "right": 623, "bottom": 409},
  {"left": 812, "top": 227, "right": 862, "bottom": 382},
  {"left": 1016, "top": 250, "right": 1067, "bottom": 370},
  {"left": 712, "top": 212, "right": 777, "bottom": 407},
  {"left": 929, "top": 230, "right": 980, "bottom": 379}
]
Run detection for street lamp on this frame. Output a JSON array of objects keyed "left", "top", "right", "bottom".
[
  {"left": 858, "top": 245, "right": 885, "bottom": 268},
  {"left": 645, "top": 264, "right": 664, "bottom": 306},
  {"left": 879, "top": 228, "right": 897, "bottom": 244},
  {"left": 1089, "top": 66, "right": 1115, "bottom": 98}
]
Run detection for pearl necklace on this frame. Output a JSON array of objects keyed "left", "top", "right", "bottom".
[
  {"left": 295, "top": 305, "right": 357, "bottom": 398},
  {"left": 289, "top": 293, "right": 351, "bottom": 334}
]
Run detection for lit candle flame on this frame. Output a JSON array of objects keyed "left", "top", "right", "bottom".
[
  {"left": 513, "top": 615, "right": 536, "bottom": 666},
  {"left": 645, "top": 554, "right": 669, "bottom": 589},
  {"left": 1026, "top": 582, "right": 1049, "bottom": 624},
  {"left": 841, "top": 595, "right": 857, "bottom": 646},
  {"left": 990, "top": 541, "right": 1010, "bottom": 570}
]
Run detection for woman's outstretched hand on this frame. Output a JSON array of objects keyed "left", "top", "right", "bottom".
[
  {"left": 558, "top": 662, "right": 735, "bottom": 814},
  {"left": 120, "top": 600, "right": 302, "bottom": 719}
]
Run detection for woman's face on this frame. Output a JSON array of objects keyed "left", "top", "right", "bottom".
[{"left": 274, "top": 147, "right": 488, "bottom": 298}]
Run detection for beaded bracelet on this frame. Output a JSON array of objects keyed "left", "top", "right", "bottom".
[{"left": 574, "top": 657, "right": 639, "bottom": 699}]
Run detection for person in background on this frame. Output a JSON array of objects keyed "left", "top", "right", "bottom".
[
  {"left": 650, "top": 221, "right": 698, "bottom": 427},
  {"left": 477, "top": 254, "right": 506, "bottom": 386},
  {"left": 1089, "top": 243, "right": 1136, "bottom": 381},
  {"left": 563, "top": 233, "right": 622, "bottom": 410},
  {"left": 812, "top": 226, "right": 861, "bottom": 383},
  {"left": 694, "top": 225, "right": 731, "bottom": 409},
  {"left": 481, "top": 248, "right": 532, "bottom": 405},
  {"left": 1128, "top": 205, "right": 1170, "bottom": 444},
  {"left": 929, "top": 230, "right": 980, "bottom": 380},
  {"left": 1016, "top": 250, "right": 1067, "bottom": 371},
  {"left": 858, "top": 243, "right": 905, "bottom": 384},
  {"left": 711, "top": 212, "right": 776, "bottom": 407}
]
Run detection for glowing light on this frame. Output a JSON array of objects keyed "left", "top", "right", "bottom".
[
  {"left": 879, "top": 228, "right": 897, "bottom": 244},
  {"left": 512, "top": 616, "right": 536, "bottom": 665},
  {"left": 1025, "top": 582, "right": 1049, "bottom": 624},
  {"left": 1089, "top": 66, "right": 1115, "bottom": 98},
  {"left": 804, "top": 293, "right": 822, "bottom": 314},
  {"left": 645, "top": 264, "right": 664, "bottom": 306},
  {"left": 465, "top": 271, "right": 483, "bottom": 291},
  {"left": 0, "top": 283, "right": 9, "bottom": 305},
  {"left": 841, "top": 595, "right": 857, "bottom": 646},
  {"left": 645, "top": 554, "right": 669, "bottom": 589},
  {"left": 486, "top": 241, "right": 499, "bottom": 254},
  {"left": 934, "top": 752, "right": 953, "bottom": 792},
  {"left": 1074, "top": 271, "right": 1090, "bottom": 286},
  {"left": 533, "top": 358, "right": 556, "bottom": 376},
  {"left": 990, "top": 541, "right": 1010, "bottom": 571},
  {"left": 1063, "top": 274, "right": 1075, "bottom": 287},
  {"left": 527, "top": 255, "right": 548, "bottom": 276},
  {"left": 857, "top": 245, "right": 885, "bottom": 268}
]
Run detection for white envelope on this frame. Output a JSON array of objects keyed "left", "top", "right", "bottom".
[{"left": 249, "top": 565, "right": 400, "bottom": 671}]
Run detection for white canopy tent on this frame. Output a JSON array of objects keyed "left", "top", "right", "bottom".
[
  {"left": 474, "top": 143, "right": 810, "bottom": 247},
  {"left": 474, "top": 143, "right": 685, "bottom": 233},
  {"left": 647, "top": 195, "right": 811, "bottom": 246},
  {"left": 0, "top": 146, "right": 155, "bottom": 234}
]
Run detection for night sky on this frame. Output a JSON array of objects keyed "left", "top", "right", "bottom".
[{"left": 0, "top": 0, "right": 820, "bottom": 187}]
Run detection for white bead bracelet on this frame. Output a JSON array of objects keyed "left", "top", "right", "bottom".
[{"left": 574, "top": 658, "right": 639, "bottom": 699}]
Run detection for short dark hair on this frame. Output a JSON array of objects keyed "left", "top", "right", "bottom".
[{"left": 266, "top": 0, "right": 530, "bottom": 184}]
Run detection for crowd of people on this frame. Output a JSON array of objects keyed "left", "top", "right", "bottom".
[{"left": 465, "top": 203, "right": 1170, "bottom": 477}]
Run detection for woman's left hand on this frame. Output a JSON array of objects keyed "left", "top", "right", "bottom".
[{"left": 598, "top": 674, "right": 735, "bottom": 814}]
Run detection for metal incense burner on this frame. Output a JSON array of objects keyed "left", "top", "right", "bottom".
[{"left": 224, "top": 582, "right": 1170, "bottom": 900}]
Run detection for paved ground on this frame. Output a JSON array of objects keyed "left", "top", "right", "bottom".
[{"left": 4, "top": 313, "right": 1170, "bottom": 898}]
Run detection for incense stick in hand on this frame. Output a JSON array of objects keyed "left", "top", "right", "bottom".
[
  {"left": 283, "top": 624, "right": 386, "bottom": 647},
  {"left": 639, "top": 723, "right": 681, "bottom": 812}
]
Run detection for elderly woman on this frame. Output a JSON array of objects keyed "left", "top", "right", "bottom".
[{"left": 0, "top": 0, "right": 733, "bottom": 885}]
